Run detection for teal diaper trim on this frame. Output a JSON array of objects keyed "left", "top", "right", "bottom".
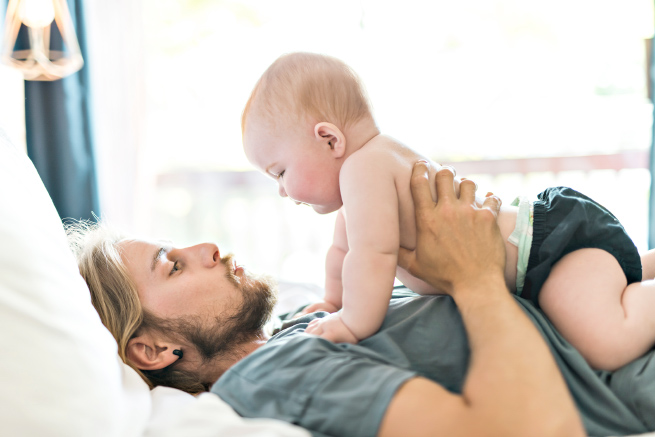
[{"left": 508, "top": 197, "right": 534, "bottom": 296}]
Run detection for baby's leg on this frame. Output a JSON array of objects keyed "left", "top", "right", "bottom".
[
  {"left": 539, "top": 248, "right": 655, "bottom": 371},
  {"left": 641, "top": 249, "right": 655, "bottom": 280}
]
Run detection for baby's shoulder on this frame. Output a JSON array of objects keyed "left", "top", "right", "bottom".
[
  {"left": 346, "top": 136, "right": 422, "bottom": 183},
  {"left": 361, "top": 134, "right": 405, "bottom": 154},
  {"left": 345, "top": 135, "right": 415, "bottom": 170}
]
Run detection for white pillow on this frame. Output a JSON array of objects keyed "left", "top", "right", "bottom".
[
  {"left": 0, "top": 128, "right": 151, "bottom": 436},
  {"left": 0, "top": 128, "right": 310, "bottom": 437}
]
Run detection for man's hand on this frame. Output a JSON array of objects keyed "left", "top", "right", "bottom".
[
  {"left": 383, "top": 161, "right": 585, "bottom": 437},
  {"left": 397, "top": 161, "right": 505, "bottom": 296}
]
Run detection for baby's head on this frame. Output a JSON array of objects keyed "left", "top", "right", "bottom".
[{"left": 242, "top": 52, "right": 374, "bottom": 214}]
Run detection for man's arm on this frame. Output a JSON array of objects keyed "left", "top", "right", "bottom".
[{"left": 379, "top": 163, "right": 584, "bottom": 437}]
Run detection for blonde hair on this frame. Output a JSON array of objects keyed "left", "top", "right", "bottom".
[
  {"left": 66, "top": 221, "right": 207, "bottom": 394},
  {"left": 242, "top": 52, "right": 374, "bottom": 135}
]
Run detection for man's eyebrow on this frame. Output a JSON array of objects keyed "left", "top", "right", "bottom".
[{"left": 151, "top": 247, "right": 165, "bottom": 273}]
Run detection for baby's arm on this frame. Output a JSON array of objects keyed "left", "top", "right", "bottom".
[
  {"left": 324, "top": 209, "right": 348, "bottom": 307},
  {"left": 305, "top": 155, "right": 399, "bottom": 343},
  {"left": 301, "top": 210, "right": 348, "bottom": 315}
]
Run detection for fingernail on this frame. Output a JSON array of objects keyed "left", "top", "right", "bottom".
[
  {"left": 439, "top": 165, "right": 456, "bottom": 176},
  {"left": 461, "top": 178, "right": 477, "bottom": 190},
  {"left": 416, "top": 159, "right": 429, "bottom": 165}
]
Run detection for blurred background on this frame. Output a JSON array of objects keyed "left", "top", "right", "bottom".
[{"left": 2, "top": 0, "right": 654, "bottom": 289}]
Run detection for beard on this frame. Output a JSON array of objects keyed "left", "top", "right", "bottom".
[
  {"left": 184, "top": 253, "right": 278, "bottom": 361},
  {"left": 147, "top": 253, "right": 278, "bottom": 364}
]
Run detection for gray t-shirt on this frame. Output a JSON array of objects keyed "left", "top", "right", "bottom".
[{"left": 212, "top": 290, "right": 655, "bottom": 437}]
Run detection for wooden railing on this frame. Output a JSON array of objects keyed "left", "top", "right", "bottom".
[
  {"left": 444, "top": 150, "right": 649, "bottom": 176},
  {"left": 153, "top": 149, "right": 652, "bottom": 284}
]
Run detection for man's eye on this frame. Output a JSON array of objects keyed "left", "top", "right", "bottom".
[{"left": 169, "top": 261, "right": 180, "bottom": 276}]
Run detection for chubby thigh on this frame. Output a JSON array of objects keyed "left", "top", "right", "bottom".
[{"left": 539, "top": 248, "right": 655, "bottom": 371}]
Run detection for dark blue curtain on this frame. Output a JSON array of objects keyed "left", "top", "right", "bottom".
[{"left": 18, "top": 0, "right": 99, "bottom": 222}]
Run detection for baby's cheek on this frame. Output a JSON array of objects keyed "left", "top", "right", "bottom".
[{"left": 288, "top": 183, "right": 316, "bottom": 204}]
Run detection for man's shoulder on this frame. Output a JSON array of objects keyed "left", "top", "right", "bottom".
[
  {"left": 212, "top": 323, "right": 367, "bottom": 404},
  {"left": 224, "top": 291, "right": 417, "bottom": 379},
  {"left": 226, "top": 319, "right": 344, "bottom": 378},
  {"left": 211, "top": 306, "right": 419, "bottom": 437}
]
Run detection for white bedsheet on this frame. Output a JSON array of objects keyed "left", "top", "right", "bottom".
[{"left": 145, "top": 386, "right": 309, "bottom": 437}]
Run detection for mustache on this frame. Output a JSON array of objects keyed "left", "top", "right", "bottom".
[
  {"left": 185, "top": 266, "right": 277, "bottom": 362},
  {"left": 220, "top": 253, "right": 240, "bottom": 287}
]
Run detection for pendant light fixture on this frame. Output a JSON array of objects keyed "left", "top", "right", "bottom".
[{"left": 1, "top": 0, "right": 83, "bottom": 81}]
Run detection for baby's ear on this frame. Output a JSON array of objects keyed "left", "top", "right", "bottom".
[{"left": 314, "top": 122, "right": 346, "bottom": 158}]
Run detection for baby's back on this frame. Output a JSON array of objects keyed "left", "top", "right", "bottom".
[
  {"left": 349, "top": 135, "right": 440, "bottom": 292},
  {"left": 352, "top": 134, "right": 518, "bottom": 294},
  {"left": 356, "top": 134, "right": 436, "bottom": 249}
]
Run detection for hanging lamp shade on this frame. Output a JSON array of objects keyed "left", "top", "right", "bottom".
[{"left": 1, "top": 0, "right": 83, "bottom": 81}]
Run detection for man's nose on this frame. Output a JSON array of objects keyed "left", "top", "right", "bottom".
[{"left": 190, "top": 243, "right": 220, "bottom": 268}]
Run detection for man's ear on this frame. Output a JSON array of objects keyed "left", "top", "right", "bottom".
[
  {"left": 314, "top": 122, "right": 346, "bottom": 158},
  {"left": 126, "top": 331, "right": 180, "bottom": 371}
]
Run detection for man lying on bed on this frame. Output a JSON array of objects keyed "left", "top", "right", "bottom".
[{"left": 68, "top": 163, "right": 654, "bottom": 437}]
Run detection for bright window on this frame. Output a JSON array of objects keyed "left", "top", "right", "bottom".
[{"left": 119, "top": 0, "right": 654, "bottom": 287}]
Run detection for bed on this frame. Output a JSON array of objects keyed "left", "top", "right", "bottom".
[{"left": 0, "top": 128, "right": 653, "bottom": 437}]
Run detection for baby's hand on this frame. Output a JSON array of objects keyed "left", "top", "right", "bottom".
[
  {"left": 305, "top": 312, "right": 359, "bottom": 344},
  {"left": 296, "top": 300, "right": 340, "bottom": 317}
]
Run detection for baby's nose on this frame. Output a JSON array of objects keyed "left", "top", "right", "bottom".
[{"left": 278, "top": 184, "right": 287, "bottom": 198}]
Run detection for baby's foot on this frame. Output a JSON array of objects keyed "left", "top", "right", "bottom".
[{"left": 305, "top": 312, "right": 358, "bottom": 344}]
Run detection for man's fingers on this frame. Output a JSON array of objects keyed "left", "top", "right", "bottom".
[
  {"left": 481, "top": 193, "right": 502, "bottom": 217},
  {"left": 435, "top": 165, "right": 456, "bottom": 202},
  {"left": 409, "top": 161, "right": 434, "bottom": 211},
  {"left": 459, "top": 178, "right": 478, "bottom": 203},
  {"left": 440, "top": 164, "right": 456, "bottom": 177}
]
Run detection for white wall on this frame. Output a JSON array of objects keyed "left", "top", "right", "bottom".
[{"left": 0, "top": 65, "right": 25, "bottom": 152}]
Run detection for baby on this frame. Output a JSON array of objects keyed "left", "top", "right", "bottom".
[{"left": 242, "top": 52, "right": 655, "bottom": 371}]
